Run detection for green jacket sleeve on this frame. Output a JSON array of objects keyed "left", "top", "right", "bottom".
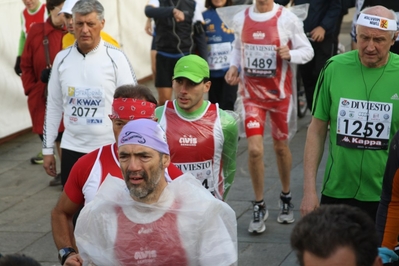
[
  {"left": 219, "top": 109, "right": 239, "bottom": 200},
  {"left": 18, "top": 30, "right": 26, "bottom": 56}
]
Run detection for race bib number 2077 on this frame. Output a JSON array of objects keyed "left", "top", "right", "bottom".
[
  {"left": 66, "top": 86, "right": 105, "bottom": 126},
  {"left": 336, "top": 98, "right": 392, "bottom": 150}
]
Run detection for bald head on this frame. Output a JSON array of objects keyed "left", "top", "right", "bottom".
[{"left": 362, "top": 5, "right": 397, "bottom": 20}]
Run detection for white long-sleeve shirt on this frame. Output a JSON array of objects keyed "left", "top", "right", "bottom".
[{"left": 43, "top": 39, "right": 137, "bottom": 154}]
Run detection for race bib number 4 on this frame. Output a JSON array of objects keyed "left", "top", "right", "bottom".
[
  {"left": 207, "top": 42, "right": 231, "bottom": 70},
  {"left": 174, "top": 160, "right": 214, "bottom": 192},
  {"left": 66, "top": 86, "right": 105, "bottom": 125},
  {"left": 243, "top": 43, "right": 276, "bottom": 78},
  {"left": 336, "top": 98, "right": 392, "bottom": 150}
]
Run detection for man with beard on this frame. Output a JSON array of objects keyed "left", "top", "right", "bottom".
[{"left": 65, "top": 119, "right": 237, "bottom": 265}]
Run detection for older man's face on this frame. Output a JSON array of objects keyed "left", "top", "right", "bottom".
[
  {"left": 357, "top": 25, "right": 395, "bottom": 68},
  {"left": 73, "top": 12, "right": 104, "bottom": 53},
  {"left": 118, "top": 144, "right": 168, "bottom": 203}
]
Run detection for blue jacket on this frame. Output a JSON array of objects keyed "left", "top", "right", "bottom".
[{"left": 202, "top": 8, "right": 235, "bottom": 77}]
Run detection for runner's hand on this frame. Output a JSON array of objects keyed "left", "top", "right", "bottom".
[
  {"left": 225, "top": 66, "right": 240, "bottom": 85},
  {"left": 43, "top": 154, "right": 57, "bottom": 177},
  {"left": 144, "top": 18, "right": 153, "bottom": 36},
  {"left": 276, "top": 45, "right": 291, "bottom": 61},
  {"left": 310, "top": 26, "right": 325, "bottom": 42},
  {"left": 173, "top": 8, "right": 185, "bottom": 22},
  {"left": 64, "top": 254, "right": 83, "bottom": 266},
  {"left": 300, "top": 192, "right": 319, "bottom": 217}
]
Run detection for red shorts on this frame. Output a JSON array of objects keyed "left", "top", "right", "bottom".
[{"left": 243, "top": 96, "right": 292, "bottom": 140}]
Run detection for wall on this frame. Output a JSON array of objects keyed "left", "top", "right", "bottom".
[{"left": 0, "top": 0, "right": 152, "bottom": 139}]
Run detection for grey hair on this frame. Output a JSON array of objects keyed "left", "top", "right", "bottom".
[{"left": 72, "top": 0, "right": 104, "bottom": 21}]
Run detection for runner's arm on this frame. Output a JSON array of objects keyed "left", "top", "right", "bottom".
[
  {"left": 114, "top": 51, "right": 138, "bottom": 86},
  {"left": 20, "top": 24, "right": 39, "bottom": 96},
  {"left": 52, "top": 153, "right": 96, "bottom": 250},
  {"left": 51, "top": 192, "right": 81, "bottom": 251},
  {"left": 286, "top": 14, "right": 314, "bottom": 65},
  {"left": 220, "top": 110, "right": 238, "bottom": 200},
  {"left": 193, "top": 5, "right": 207, "bottom": 60},
  {"left": 18, "top": 25, "right": 25, "bottom": 56},
  {"left": 43, "top": 54, "right": 64, "bottom": 155},
  {"left": 300, "top": 117, "right": 328, "bottom": 216},
  {"left": 145, "top": 0, "right": 175, "bottom": 19}
]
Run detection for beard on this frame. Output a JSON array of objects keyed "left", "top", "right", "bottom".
[{"left": 124, "top": 161, "right": 163, "bottom": 200}]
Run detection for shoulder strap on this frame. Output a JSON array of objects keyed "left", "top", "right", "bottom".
[{"left": 43, "top": 23, "right": 51, "bottom": 67}]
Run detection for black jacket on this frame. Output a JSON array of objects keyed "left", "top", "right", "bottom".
[
  {"left": 145, "top": 0, "right": 207, "bottom": 58},
  {"left": 294, "top": 0, "right": 342, "bottom": 36}
]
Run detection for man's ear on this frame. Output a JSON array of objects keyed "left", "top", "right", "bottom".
[
  {"left": 162, "top": 154, "right": 170, "bottom": 168},
  {"left": 393, "top": 31, "right": 398, "bottom": 41},
  {"left": 203, "top": 80, "right": 211, "bottom": 93}
]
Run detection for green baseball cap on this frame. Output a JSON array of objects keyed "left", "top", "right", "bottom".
[{"left": 173, "top": 55, "right": 210, "bottom": 83}]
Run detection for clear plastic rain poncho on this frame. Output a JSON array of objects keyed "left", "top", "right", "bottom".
[
  {"left": 74, "top": 174, "right": 238, "bottom": 266},
  {"left": 217, "top": 3, "right": 313, "bottom": 140}
]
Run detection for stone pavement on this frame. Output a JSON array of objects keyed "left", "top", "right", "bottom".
[{"left": 0, "top": 10, "right": 354, "bottom": 266}]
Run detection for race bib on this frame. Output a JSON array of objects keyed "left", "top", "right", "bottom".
[
  {"left": 243, "top": 43, "right": 277, "bottom": 78},
  {"left": 174, "top": 160, "right": 214, "bottom": 192},
  {"left": 207, "top": 42, "right": 231, "bottom": 70},
  {"left": 336, "top": 98, "right": 392, "bottom": 150},
  {"left": 66, "top": 86, "right": 105, "bottom": 125}
]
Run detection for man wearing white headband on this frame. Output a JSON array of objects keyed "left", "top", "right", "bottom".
[
  {"left": 350, "top": 0, "right": 399, "bottom": 54},
  {"left": 65, "top": 119, "right": 238, "bottom": 265},
  {"left": 301, "top": 5, "right": 399, "bottom": 228}
]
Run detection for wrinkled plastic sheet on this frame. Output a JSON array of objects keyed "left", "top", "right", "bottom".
[{"left": 75, "top": 174, "right": 238, "bottom": 266}]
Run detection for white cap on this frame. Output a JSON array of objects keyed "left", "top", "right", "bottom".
[{"left": 58, "top": 0, "right": 79, "bottom": 15}]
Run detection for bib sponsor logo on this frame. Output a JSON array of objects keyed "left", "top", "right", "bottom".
[
  {"left": 247, "top": 120, "right": 260, "bottom": 129},
  {"left": 176, "top": 161, "right": 212, "bottom": 172},
  {"left": 208, "top": 35, "right": 222, "bottom": 42},
  {"left": 138, "top": 227, "right": 153, "bottom": 234},
  {"left": 68, "top": 87, "right": 75, "bottom": 96},
  {"left": 341, "top": 99, "right": 350, "bottom": 106},
  {"left": 342, "top": 136, "right": 382, "bottom": 146},
  {"left": 69, "top": 98, "right": 102, "bottom": 106},
  {"left": 391, "top": 93, "right": 399, "bottom": 100},
  {"left": 86, "top": 118, "right": 102, "bottom": 124},
  {"left": 252, "top": 31, "right": 265, "bottom": 40},
  {"left": 134, "top": 249, "right": 157, "bottom": 261},
  {"left": 349, "top": 100, "right": 391, "bottom": 112},
  {"left": 179, "top": 135, "right": 197, "bottom": 146},
  {"left": 121, "top": 131, "right": 146, "bottom": 144}
]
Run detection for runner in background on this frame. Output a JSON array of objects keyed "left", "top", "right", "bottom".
[
  {"left": 224, "top": 0, "right": 313, "bottom": 233},
  {"left": 203, "top": 0, "right": 237, "bottom": 111}
]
